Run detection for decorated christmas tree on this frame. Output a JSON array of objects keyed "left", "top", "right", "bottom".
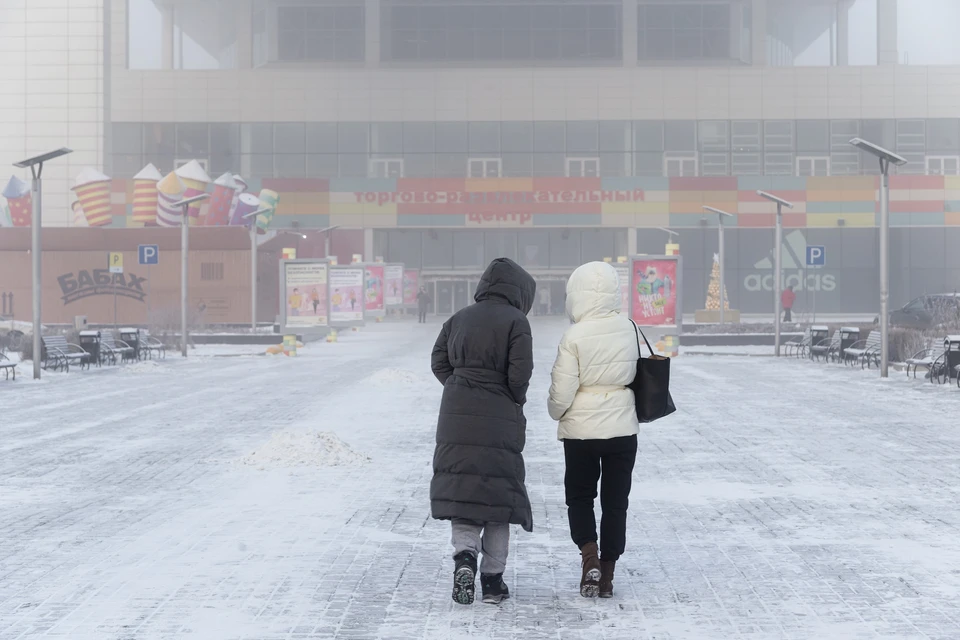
[{"left": 705, "top": 253, "right": 729, "bottom": 311}]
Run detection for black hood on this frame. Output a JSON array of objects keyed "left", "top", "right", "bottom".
[{"left": 474, "top": 258, "right": 536, "bottom": 315}]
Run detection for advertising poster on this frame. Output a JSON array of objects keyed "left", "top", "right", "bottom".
[
  {"left": 613, "top": 263, "right": 630, "bottom": 315},
  {"left": 403, "top": 269, "right": 420, "bottom": 306},
  {"left": 284, "top": 261, "right": 328, "bottom": 328},
  {"left": 329, "top": 267, "right": 364, "bottom": 324},
  {"left": 631, "top": 258, "right": 678, "bottom": 326},
  {"left": 365, "top": 265, "right": 385, "bottom": 314},
  {"left": 384, "top": 264, "right": 404, "bottom": 307}
]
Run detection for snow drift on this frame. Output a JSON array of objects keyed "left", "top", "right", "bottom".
[{"left": 236, "top": 430, "right": 369, "bottom": 469}]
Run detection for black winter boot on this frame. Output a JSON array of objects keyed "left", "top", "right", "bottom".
[
  {"left": 480, "top": 573, "right": 510, "bottom": 604},
  {"left": 452, "top": 551, "right": 477, "bottom": 605}
]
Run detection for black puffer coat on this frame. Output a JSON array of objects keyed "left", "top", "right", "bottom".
[{"left": 430, "top": 258, "right": 536, "bottom": 532}]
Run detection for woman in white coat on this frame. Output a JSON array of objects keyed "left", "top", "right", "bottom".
[{"left": 548, "top": 261, "right": 640, "bottom": 599}]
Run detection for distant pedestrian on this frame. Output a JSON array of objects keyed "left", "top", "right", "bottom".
[
  {"left": 782, "top": 285, "right": 796, "bottom": 322},
  {"left": 431, "top": 258, "right": 536, "bottom": 606},
  {"left": 416, "top": 287, "right": 431, "bottom": 323}
]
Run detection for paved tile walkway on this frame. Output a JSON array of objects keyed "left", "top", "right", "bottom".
[{"left": 2, "top": 319, "right": 960, "bottom": 639}]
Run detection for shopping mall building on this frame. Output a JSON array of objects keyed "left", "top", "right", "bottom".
[{"left": 1, "top": 0, "right": 959, "bottom": 323}]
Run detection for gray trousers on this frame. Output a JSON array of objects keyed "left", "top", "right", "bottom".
[{"left": 451, "top": 519, "right": 510, "bottom": 575}]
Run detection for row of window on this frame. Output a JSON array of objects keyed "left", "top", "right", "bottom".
[
  {"left": 111, "top": 120, "right": 960, "bottom": 178},
  {"left": 117, "top": 120, "right": 960, "bottom": 156}
]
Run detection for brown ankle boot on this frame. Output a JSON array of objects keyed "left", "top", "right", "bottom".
[
  {"left": 599, "top": 560, "right": 616, "bottom": 598},
  {"left": 579, "top": 541, "right": 601, "bottom": 598}
]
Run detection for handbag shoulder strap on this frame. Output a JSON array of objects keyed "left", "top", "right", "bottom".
[{"left": 629, "top": 319, "right": 656, "bottom": 358}]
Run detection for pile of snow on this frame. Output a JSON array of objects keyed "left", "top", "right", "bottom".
[
  {"left": 236, "top": 430, "right": 369, "bottom": 469},
  {"left": 364, "top": 368, "right": 424, "bottom": 386}
]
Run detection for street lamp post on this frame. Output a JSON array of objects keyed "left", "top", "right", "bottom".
[
  {"left": 849, "top": 138, "right": 907, "bottom": 378},
  {"left": 13, "top": 148, "right": 73, "bottom": 380},
  {"left": 320, "top": 225, "right": 341, "bottom": 259},
  {"left": 170, "top": 194, "right": 209, "bottom": 358},
  {"left": 703, "top": 206, "right": 734, "bottom": 325},
  {"left": 242, "top": 208, "right": 273, "bottom": 331},
  {"left": 756, "top": 191, "right": 794, "bottom": 357}
]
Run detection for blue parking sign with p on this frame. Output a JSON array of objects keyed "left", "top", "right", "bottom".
[
  {"left": 139, "top": 244, "right": 159, "bottom": 265},
  {"left": 806, "top": 245, "right": 825, "bottom": 267}
]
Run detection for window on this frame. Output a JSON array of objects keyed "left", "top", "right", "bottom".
[
  {"left": 370, "top": 158, "right": 404, "bottom": 178},
  {"left": 926, "top": 156, "right": 960, "bottom": 176},
  {"left": 764, "top": 153, "right": 794, "bottom": 175},
  {"left": 664, "top": 155, "right": 697, "bottom": 177},
  {"left": 175, "top": 158, "right": 209, "bottom": 173},
  {"left": 277, "top": 5, "right": 365, "bottom": 62},
  {"left": 382, "top": 3, "right": 621, "bottom": 64},
  {"left": 796, "top": 120, "right": 829, "bottom": 153},
  {"left": 436, "top": 123, "right": 468, "bottom": 152},
  {"left": 764, "top": 121, "right": 795, "bottom": 151},
  {"left": 128, "top": 0, "right": 239, "bottom": 70},
  {"left": 797, "top": 156, "right": 830, "bottom": 177},
  {"left": 638, "top": 3, "right": 731, "bottom": 62},
  {"left": 698, "top": 121, "right": 729, "bottom": 152},
  {"left": 200, "top": 263, "right": 224, "bottom": 281},
  {"left": 566, "top": 157, "right": 599, "bottom": 177},
  {"left": 468, "top": 158, "right": 502, "bottom": 178},
  {"left": 700, "top": 153, "right": 730, "bottom": 177},
  {"left": 926, "top": 119, "right": 960, "bottom": 153},
  {"left": 469, "top": 122, "right": 500, "bottom": 153}
]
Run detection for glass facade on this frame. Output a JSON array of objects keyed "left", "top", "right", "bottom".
[
  {"left": 124, "top": 0, "right": 921, "bottom": 69},
  {"left": 276, "top": 5, "right": 365, "bottom": 63},
  {"left": 112, "top": 119, "right": 960, "bottom": 179},
  {"left": 381, "top": 2, "right": 622, "bottom": 64},
  {"left": 374, "top": 227, "right": 958, "bottom": 315}
]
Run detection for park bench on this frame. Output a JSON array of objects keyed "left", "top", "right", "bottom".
[
  {"left": 41, "top": 335, "right": 92, "bottom": 372},
  {"left": 0, "top": 350, "right": 15, "bottom": 380},
  {"left": 139, "top": 329, "right": 166, "bottom": 360},
  {"left": 100, "top": 333, "right": 137, "bottom": 365},
  {"left": 784, "top": 329, "right": 811, "bottom": 358},
  {"left": 843, "top": 330, "right": 882, "bottom": 369},
  {"left": 906, "top": 338, "right": 946, "bottom": 381},
  {"left": 809, "top": 331, "right": 840, "bottom": 363}
]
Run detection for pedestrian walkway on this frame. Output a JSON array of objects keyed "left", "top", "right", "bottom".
[{"left": 1, "top": 319, "right": 960, "bottom": 639}]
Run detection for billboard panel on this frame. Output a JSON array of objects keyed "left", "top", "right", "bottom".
[
  {"left": 329, "top": 266, "right": 364, "bottom": 326},
  {"left": 384, "top": 264, "right": 404, "bottom": 307},
  {"left": 281, "top": 260, "right": 329, "bottom": 331},
  {"left": 630, "top": 256, "right": 681, "bottom": 327}
]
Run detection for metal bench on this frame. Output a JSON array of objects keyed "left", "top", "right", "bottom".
[
  {"left": 906, "top": 339, "right": 946, "bottom": 382},
  {"left": 100, "top": 332, "right": 137, "bottom": 365},
  {"left": 843, "top": 330, "right": 882, "bottom": 369},
  {"left": 41, "top": 335, "right": 92, "bottom": 372},
  {"left": 784, "top": 329, "right": 811, "bottom": 358},
  {"left": 0, "top": 350, "right": 15, "bottom": 380},
  {"left": 809, "top": 331, "right": 840, "bottom": 363},
  {"left": 139, "top": 329, "right": 166, "bottom": 360}
]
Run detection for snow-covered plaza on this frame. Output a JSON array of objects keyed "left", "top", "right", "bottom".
[{"left": 2, "top": 318, "right": 960, "bottom": 640}]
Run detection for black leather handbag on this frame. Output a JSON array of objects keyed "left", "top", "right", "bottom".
[{"left": 628, "top": 320, "right": 677, "bottom": 423}]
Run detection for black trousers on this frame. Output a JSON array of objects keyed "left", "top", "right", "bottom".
[
  {"left": 783, "top": 308, "right": 792, "bottom": 322},
  {"left": 563, "top": 435, "right": 638, "bottom": 562},
  {"left": 418, "top": 309, "right": 427, "bottom": 323}
]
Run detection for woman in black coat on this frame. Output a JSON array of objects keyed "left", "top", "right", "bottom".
[{"left": 430, "top": 257, "right": 536, "bottom": 606}]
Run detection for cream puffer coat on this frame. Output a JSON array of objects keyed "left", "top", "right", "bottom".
[{"left": 548, "top": 261, "right": 640, "bottom": 441}]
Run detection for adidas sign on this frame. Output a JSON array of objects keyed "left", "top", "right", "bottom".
[{"left": 744, "top": 230, "right": 837, "bottom": 293}]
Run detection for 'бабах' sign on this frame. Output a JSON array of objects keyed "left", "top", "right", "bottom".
[{"left": 57, "top": 269, "right": 148, "bottom": 305}]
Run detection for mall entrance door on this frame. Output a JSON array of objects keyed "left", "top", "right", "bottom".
[{"left": 429, "top": 279, "right": 479, "bottom": 316}]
